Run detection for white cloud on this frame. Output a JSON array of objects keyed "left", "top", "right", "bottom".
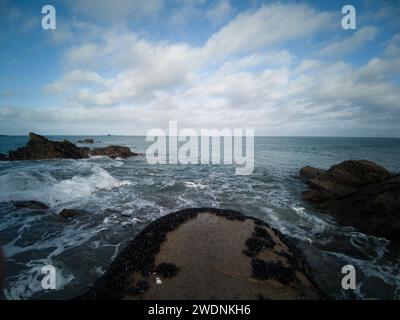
[
  {"left": 50, "top": 3, "right": 333, "bottom": 110},
  {"left": 67, "top": 0, "right": 163, "bottom": 22},
  {"left": 47, "top": 19, "right": 103, "bottom": 45},
  {"left": 38, "top": 41, "right": 400, "bottom": 135},
  {"left": 168, "top": 1, "right": 203, "bottom": 27},
  {"left": 384, "top": 33, "right": 400, "bottom": 58},
  {"left": 3, "top": 3, "right": 398, "bottom": 136},
  {"left": 203, "top": 3, "right": 335, "bottom": 60},
  {"left": 205, "top": 0, "right": 234, "bottom": 25},
  {"left": 318, "top": 26, "right": 379, "bottom": 57},
  {"left": 44, "top": 70, "right": 104, "bottom": 94},
  {"left": 61, "top": 3, "right": 331, "bottom": 72}
]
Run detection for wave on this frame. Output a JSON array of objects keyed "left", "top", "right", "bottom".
[{"left": 0, "top": 165, "right": 130, "bottom": 207}]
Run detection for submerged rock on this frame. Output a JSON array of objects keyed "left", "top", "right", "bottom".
[
  {"left": 12, "top": 200, "right": 49, "bottom": 210},
  {"left": 7, "top": 133, "right": 138, "bottom": 161},
  {"left": 59, "top": 209, "right": 86, "bottom": 220},
  {"left": 78, "top": 138, "right": 94, "bottom": 144},
  {"left": 300, "top": 160, "right": 400, "bottom": 242},
  {"left": 80, "top": 208, "right": 321, "bottom": 300}
]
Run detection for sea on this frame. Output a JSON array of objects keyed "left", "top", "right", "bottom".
[{"left": 0, "top": 135, "right": 400, "bottom": 300}]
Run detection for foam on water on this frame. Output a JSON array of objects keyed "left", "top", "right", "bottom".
[
  {"left": 2, "top": 220, "right": 109, "bottom": 299},
  {"left": 184, "top": 181, "right": 207, "bottom": 189},
  {"left": 5, "top": 261, "right": 75, "bottom": 300},
  {"left": 0, "top": 164, "right": 130, "bottom": 207}
]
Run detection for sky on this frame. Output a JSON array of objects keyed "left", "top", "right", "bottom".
[{"left": 0, "top": 0, "right": 399, "bottom": 136}]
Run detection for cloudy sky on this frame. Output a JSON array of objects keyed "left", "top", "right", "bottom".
[{"left": 0, "top": 0, "right": 399, "bottom": 136}]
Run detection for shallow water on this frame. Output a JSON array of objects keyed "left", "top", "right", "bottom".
[{"left": 0, "top": 135, "right": 400, "bottom": 299}]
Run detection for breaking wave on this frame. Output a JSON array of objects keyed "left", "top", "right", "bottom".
[{"left": 0, "top": 164, "right": 130, "bottom": 207}]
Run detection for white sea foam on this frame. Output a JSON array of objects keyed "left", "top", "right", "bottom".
[
  {"left": 4, "top": 263, "right": 75, "bottom": 300},
  {"left": 291, "top": 205, "right": 329, "bottom": 233},
  {"left": 184, "top": 181, "right": 207, "bottom": 189},
  {"left": 0, "top": 165, "right": 130, "bottom": 207},
  {"left": 2, "top": 222, "right": 103, "bottom": 299}
]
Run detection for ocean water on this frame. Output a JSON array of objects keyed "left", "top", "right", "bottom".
[{"left": 0, "top": 135, "right": 400, "bottom": 300}]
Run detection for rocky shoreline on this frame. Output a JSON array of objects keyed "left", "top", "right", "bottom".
[
  {"left": 2, "top": 135, "right": 399, "bottom": 299},
  {"left": 80, "top": 208, "right": 322, "bottom": 300},
  {"left": 299, "top": 160, "right": 400, "bottom": 242},
  {"left": 0, "top": 133, "right": 138, "bottom": 161}
]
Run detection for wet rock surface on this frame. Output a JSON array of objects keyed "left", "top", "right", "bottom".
[
  {"left": 0, "top": 153, "right": 8, "bottom": 161},
  {"left": 79, "top": 208, "right": 321, "bottom": 300},
  {"left": 6, "top": 133, "right": 138, "bottom": 160},
  {"left": 11, "top": 200, "right": 49, "bottom": 210},
  {"left": 59, "top": 209, "right": 86, "bottom": 220},
  {"left": 300, "top": 160, "right": 400, "bottom": 242}
]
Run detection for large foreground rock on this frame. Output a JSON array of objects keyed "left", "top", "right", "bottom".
[
  {"left": 7, "top": 133, "right": 137, "bottom": 160},
  {"left": 80, "top": 208, "right": 322, "bottom": 300},
  {"left": 300, "top": 160, "right": 400, "bottom": 242}
]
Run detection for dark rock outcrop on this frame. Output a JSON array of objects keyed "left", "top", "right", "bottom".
[
  {"left": 91, "top": 146, "right": 138, "bottom": 159},
  {"left": 12, "top": 200, "right": 49, "bottom": 210},
  {"left": 300, "top": 160, "right": 400, "bottom": 242},
  {"left": 78, "top": 139, "right": 94, "bottom": 144},
  {"left": 80, "top": 208, "right": 322, "bottom": 300},
  {"left": 9, "top": 133, "right": 89, "bottom": 160},
  {"left": 7, "top": 133, "right": 137, "bottom": 160},
  {"left": 299, "top": 166, "right": 324, "bottom": 181},
  {"left": 300, "top": 160, "right": 391, "bottom": 203},
  {"left": 0, "top": 153, "right": 8, "bottom": 161}
]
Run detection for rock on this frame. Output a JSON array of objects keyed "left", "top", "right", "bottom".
[
  {"left": 327, "top": 160, "right": 390, "bottom": 186},
  {"left": 300, "top": 160, "right": 391, "bottom": 203},
  {"left": 7, "top": 132, "right": 138, "bottom": 161},
  {"left": 59, "top": 209, "right": 85, "bottom": 220},
  {"left": 12, "top": 200, "right": 49, "bottom": 210},
  {"left": 78, "top": 138, "right": 94, "bottom": 144},
  {"left": 90, "top": 146, "right": 138, "bottom": 159},
  {"left": 80, "top": 208, "right": 322, "bottom": 300},
  {"left": 0, "top": 153, "right": 8, "bottom": 161},
  {"left": 300, "top": 160, "right": 400, "bottom": 242},
  {"left": 9, "top": 133, "right": 89, "bottom": 160},
  {"left": 299, "top": 166, "right": 324, "bottom": 181}
]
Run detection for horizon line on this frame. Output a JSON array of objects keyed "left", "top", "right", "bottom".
[{"left": 1, "top": 134, "right": 400, "bottom": 139}]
